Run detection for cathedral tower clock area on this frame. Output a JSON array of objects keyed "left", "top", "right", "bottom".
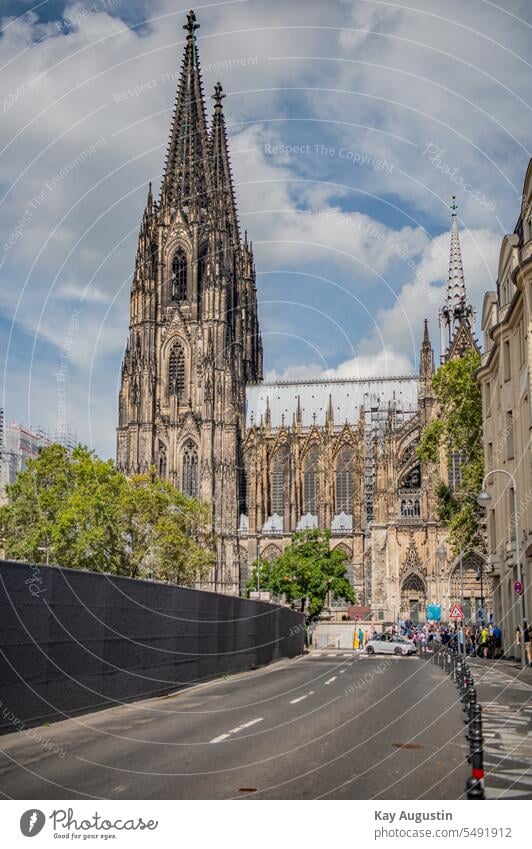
[{"left": 117, "top": 10, "right": 489, "bottom": 624}]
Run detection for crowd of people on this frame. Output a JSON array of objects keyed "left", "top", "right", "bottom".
[
  {"left": 329, "top": 620, "right": 532, "bottom": 664},
  {"left": 386, "top": 620, "right": 532, "bottom": 663}
]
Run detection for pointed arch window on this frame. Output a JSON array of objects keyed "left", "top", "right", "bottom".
[
  {"left": 303, "top": 447, "right": 319, "bottom": 514},
  {"left": 335, "top": 445, "right": 353, "bottom": 513},
  {"left": 271, "top": 445, "right": 289, "bottom": 514},
  {"left": 168, "top": 342, "right": 185, "bottom": 399},
  {"left": 197, "top": 244, "right": 208, "bottom": 291},
  {"left": 171, "top": 248, "right": 188, "bottom": 301},
  {"left": 182, "top": 440, "right": 198, "bottom": 498},
  {"left": 158, "top": 442, "right": 167, "bottom": 479}
]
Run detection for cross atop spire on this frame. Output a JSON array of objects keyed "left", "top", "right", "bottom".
[
  {"left": 213, "top": 80, "right": 225, "bottom": 106},
  {"left": 161, "top": 9, "right": 211, "bottom": 216},
  {"left": 184, "top": 9, "right": 199, "bottom": 35}
]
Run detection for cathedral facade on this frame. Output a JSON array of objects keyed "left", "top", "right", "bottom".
[{"left": 117, "top": 11, "right": 489, "bottom": 623}]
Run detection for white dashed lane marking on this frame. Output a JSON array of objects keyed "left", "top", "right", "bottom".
[
  {"left": 324, "top": 677, "right": 337, "bottom": 685},
  {"left": 289, "top": 691, "right": 315, "bottom": 704},
  {"left": 210, "top": 717, "right": 263, "bottom": 743}
]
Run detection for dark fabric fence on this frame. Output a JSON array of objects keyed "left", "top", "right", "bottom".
[{"left": 0, "top": 561, "right": 304, "bottom": 731}]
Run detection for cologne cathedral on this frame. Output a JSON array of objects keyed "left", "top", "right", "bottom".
[{"left": 117, "top": 11, "right": 489, "bottom": 623}]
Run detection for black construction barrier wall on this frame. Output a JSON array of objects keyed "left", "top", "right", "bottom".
[{"left": 0, "top": 561, "right": 304, "bottom": 731}]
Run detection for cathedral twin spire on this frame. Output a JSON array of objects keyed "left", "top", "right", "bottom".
[{"left": 161, "top": 9, "right": 239, "bottom": 240}]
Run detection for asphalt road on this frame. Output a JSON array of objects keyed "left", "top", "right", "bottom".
[{"left": 0, "top": 652, "right": 470, "bottom": 800}]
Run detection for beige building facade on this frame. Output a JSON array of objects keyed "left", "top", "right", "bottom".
[{"left": 477, "top": 159, "right": 532, "bottom": 653}]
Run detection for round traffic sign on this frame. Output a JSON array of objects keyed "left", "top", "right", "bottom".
[{"left": 514, "top": 580, "right": 523, "bottom": 595}]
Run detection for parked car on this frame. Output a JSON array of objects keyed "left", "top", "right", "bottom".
[{"left": 365, "top": 633, "right": 416, "bottom": 656}]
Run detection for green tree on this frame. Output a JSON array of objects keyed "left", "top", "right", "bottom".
[
  {"left": 417, "top": 350, "right": 484, "bottom": 554},
  {"left": 247, "top": 529, "right": 355, "bottom": 621},
  {"left": 0, "top": 445, "right": 214, "bottom": 585}
]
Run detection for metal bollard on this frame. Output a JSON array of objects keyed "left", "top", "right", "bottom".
[
  {"left": 456, "top": 657, "right": 464, "bottom": 692},
  {"left": 463, "top": 681, "right": 477, "bottom": 717},
  {"left": 466, "top": 703, "right": 485, "bottom": 799}
]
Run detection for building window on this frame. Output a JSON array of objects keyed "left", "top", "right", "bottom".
[
  {"left": 270, "top": 446, "right": 289, "bottom": 515},
  {"left": 484, "top": 380, "right": 491, "bottom": 417},
  {"left": 503, "top": 339, "right": 511, "bottom": 381},
  {"left": 506, "top": 411, "right": 514, "bottom": 460},
  {"left": 400, "top": 499, "right": 420, "bottom": 517},
  {"left": 171, "top": 248, "right": 188, "bottom": 301},
  {"left": 488, "top": 510, "right": 496, "bottom": 552},
  {"left": 158, "top": 442, "right": 167, "bottom": 479},
  {"left": 448, "top": 453, "right": 464, "bottom": 491},
  {"left": 168, "top": 342, "right": 185, "bottom": 399},
  {"left": 303, "top": 447, "right": 319, "bottom": 513},
  {"left": 197, "top": 244, "right": 207, "bottom": 291},
  {"left": 335, "top": 446, "right": 353, "bottom": 513},
  {"left": 182, "top": 440, "right": 198, "bottom": 497},
  {"left": 518, "top": 320, "right": 526, "bottom": 366}
]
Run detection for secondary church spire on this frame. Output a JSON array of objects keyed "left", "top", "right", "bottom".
[
  {"left": 211, "top": 81, "right": 240, "bottom": 245},
  {"left": 161, "top": 9, "right": 211, "bottom": 215},
  {"left": 439, "top": 196, "right": 476, "bottom": 362},
  {"left": 447, "top": 195, "right": 466, "bottom": 310}
]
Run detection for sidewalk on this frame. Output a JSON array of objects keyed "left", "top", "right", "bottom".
[
  {"left": 469, "top": 656, "right": 532, "bottom": 684},
  {"left": 468, "top": 657, "right": 532, "bottom": 799}
]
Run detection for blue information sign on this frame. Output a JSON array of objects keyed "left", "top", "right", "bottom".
[{"left": 426, "top": 604, "right": 441, "bottom": 622}]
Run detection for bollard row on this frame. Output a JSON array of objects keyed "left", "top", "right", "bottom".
[{"left": 419, "top": 643, "right": 485, "bottom": 800}]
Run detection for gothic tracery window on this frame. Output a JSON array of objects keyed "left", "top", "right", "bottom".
[
  {"left": 303, "top": 447, "right": 319, "bottom": 514},
  {"left": 182, "top": 440, "right": 198, "bottom": 498},
  {"left": 335, "top": 445, "right": 353, "bottom": 513},
  {"left": 158, "top": 442, "right": 167, "bottom": 479},
  {"left": 197, "top": 244, "right": 207, "bottom": 291},
  {"left": 168, "top": 342, "right": 185, "bottom": 399},
  {"left": 270, "top": 445, "right": 288, "bottom": 514},
  {"left": 171, "top": 248, "right": 188, "bottom": 301}
]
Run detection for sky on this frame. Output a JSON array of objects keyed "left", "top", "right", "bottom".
[{"left": 0, "top": 0, "right": 531, "bottom": 458}]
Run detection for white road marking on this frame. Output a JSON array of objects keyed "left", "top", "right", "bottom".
[
  {"left": 339, "top": 669, "right": 346, "bottom": 674},
  {"left": 210, "top": 717, "right": 263, "bottom": 743},
  {"left": 324, "top": 676, "right": 337, "bottom": 685},
  {"left": 289, "top": 691, "right": 314, "bottom": 704}
]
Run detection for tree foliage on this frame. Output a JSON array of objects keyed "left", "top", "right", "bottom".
[
  {"left": 417, "top": 350, "right": 484, "bottom": 554},
  {"left": 0, "top": 445, "right": 214, "bottom": 585},
  {"left": 247, "top": 529, "right": 355, "bottom": 621}
]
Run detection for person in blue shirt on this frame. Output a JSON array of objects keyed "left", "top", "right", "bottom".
[{"left": 492, "top": 625, "right": 502, "bottom": 658}]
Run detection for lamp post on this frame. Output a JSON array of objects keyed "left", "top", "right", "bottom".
[
  {"left": 256, "top": 535, "right": 261, "bottom": 594},
  {"left": 436, "top": 541, "right": 447, "bottom": 616},
  {"left": 477, "top": 469, "right": 526, "bottom": 670}
]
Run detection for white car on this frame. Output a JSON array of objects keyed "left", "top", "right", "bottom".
[{"left": 366, "top": 634, "right": 416, "bottom": 656}]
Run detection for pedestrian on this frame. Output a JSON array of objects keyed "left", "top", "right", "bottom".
[
  {"left": 492, "top": 624, "right": 502, "bottom": 659},
  {"left": 525, "top": 625, "right": 532, "bottom": 667},
  {"left": 480, "top": 625, "right": 489, "bottom": 658},
  {"left": 358, "top": 627, "right": 364, "bottom": 649},
  {"left": 515, "top": 626, "right": 521, "bottom": 657}
]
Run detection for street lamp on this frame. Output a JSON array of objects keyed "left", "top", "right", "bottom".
[{"left": 477, "top": 470, "right": 527, "bottom": 670}]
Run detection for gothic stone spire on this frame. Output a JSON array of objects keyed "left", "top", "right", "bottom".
[
  {"left": 446, "top": 195, "right": 466, "bottom": 311},
  {"left": 161, "top": 9, "right": 211, "bottom": 216},
  {"left": 439, "top": 195, "right": 475, "bottom": 361},
  {"left": 210, "top": 81, "right": 240, "bottom": 245}
]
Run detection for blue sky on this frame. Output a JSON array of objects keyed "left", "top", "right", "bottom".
[{"left": 1, "top": 0, "right": 531, "bottom": 457}]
